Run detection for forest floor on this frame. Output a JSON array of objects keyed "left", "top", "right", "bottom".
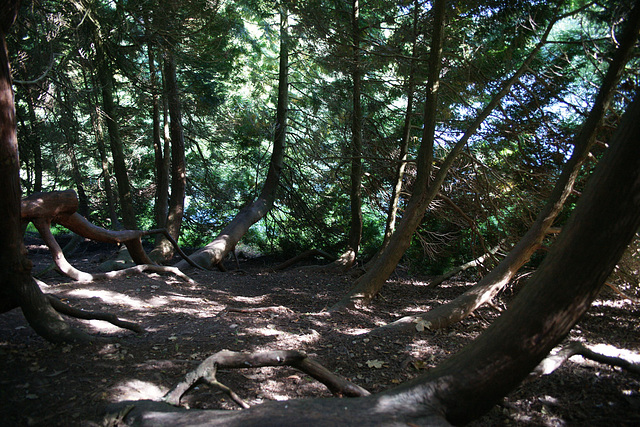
[{"left": 1, "top": 235, "right": 639, "bottom": 426}]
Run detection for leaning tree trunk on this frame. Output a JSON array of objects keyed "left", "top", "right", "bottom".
[
  {"left": 0, "top": 5, "right": 89, "bottom": 343},
  {"left": 175, "top": 8, "right": 289, "bottom": 271},
  {"left": 119, "top": 59, "right": 640, "bottom": 427},
  {"left": 374, "top": 2, "right": 640, "bottom": 333},
  {"left": 150, "top": 50, "right": 186, "bottom": 262},
  {"left": 331, "top": 5, "right": 599, "bottom": 310}
]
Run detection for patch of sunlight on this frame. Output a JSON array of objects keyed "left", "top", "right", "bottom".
[
  {"left": 232, "top": 295, "right": 268, "bottom": 304},
  {"left": 271, "top": 394, "right": 290, "bottom": 401},
  {"left": 250, "top": 326, "right": 283, "bottom": 336},
  {"left": 247, "top": 327, "right": 321, "bottom": 344},
  {"left": 84, "top": 319, "right": 125, "bottom": 334},
  {"left": 588, "top": 344, "right": 640, "bottom": 363},
  {"left": 591, "top": 299, "right": 633, "bottom": 309},
  {"left": 341, "top": 327, "right": 371, "bottom": 335},
  {"left": 67, "top": 289, "right": 167, "bottom": 309},
  {"left": 109, "top": 379, "right": 167, "bottom": 402},
  {"left": 412, "top": 280, "right": 431, "bottom": 287}
]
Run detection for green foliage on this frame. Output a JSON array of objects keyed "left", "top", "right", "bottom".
[{"left": 8, "top": 0, "right": 638, "bottom": 274}]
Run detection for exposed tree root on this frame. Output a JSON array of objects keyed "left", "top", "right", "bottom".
[
  {"left": 163, "top": 349, "right": 370, "bottom": 406},
  {"left": 32, "top": 216, "right": 197, "bottom": 284},
  {"left": 46, "top": 295, "right": 144, "bottom": 333},
  {"left": 532, "top": 341, "right": 640, "bottom": 377}
]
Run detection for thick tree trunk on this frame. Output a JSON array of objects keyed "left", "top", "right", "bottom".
[
  {"left": 374, "top": 3, "right": 640, "bottom": 333},
  {"left": 151, "top": 51, "right": 186, "bottom": 262},
  {"left": 0, "top": 5, "right": 90, "bottom": 343},
  {"left": 332, "top": 7, "right": 602, "bottom": 310},
  {"left": 175, "top": 8, "right": 289, "bottom": 271},
  {"left": 120, "top": 81, "right": 640, "bottom": 427}
]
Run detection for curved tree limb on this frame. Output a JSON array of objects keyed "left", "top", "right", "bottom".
[
  {"left": 46, "top": 295, "right": 143, "bottom": 333},
  {"left": 163, "top": 349, "right": 370, "bottom": 406}
]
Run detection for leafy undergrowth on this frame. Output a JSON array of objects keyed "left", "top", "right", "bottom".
[{"left": 0, "top": 238, "right": 639, "bottom": 426}]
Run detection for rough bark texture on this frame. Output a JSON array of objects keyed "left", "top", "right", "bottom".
[
  {"left": 0, "top": 5, "right": 90, "bottom": 343},
  {"left": 117, "top": 82, "right": 640, "bottom": 427},
  {"left": 331, "top": 0, "right": 447, "bottom": 309},
  {"left": 175, "top": 10, "right": 288, "bottom": 271},
  {"left": 146, "top": 35, "right": 170, "bottom": 244},
  {"left": 382, "top": 0, "right": 419, "bottom": 250},
  {"left": 374, "top": 3, "right": 640, "bottom": 333},
  {"left": 333, "top": 4, "right": 626, "bottom": 309},
  {"left": 151, "top": 50, "right": 186, "bottom": 262}
]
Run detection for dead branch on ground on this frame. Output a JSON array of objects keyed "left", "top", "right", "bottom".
[
  {"left": 163, "top": 349, "right": 370, "bottom": 407},
  {"left": 532, "top": 341, "right": 640, "bottom": 377}
]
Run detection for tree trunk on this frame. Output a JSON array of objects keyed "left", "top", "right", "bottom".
[
  {"left": 382, "top": 0, "right": 419, "bottom": 250},
  {"left": 147, "top": 37, "right": 169, "bottom": 239},
  {"left": 375, "top": 2, "right": 640, "bottom": 333},
  {"left": 326, "top": 0, "right": 364, "bottom": 272},
  {"left": 150, "top": 50, "right": 186, "bottom": 262},
  {"left": 95, "top": 36, "right": 137, "bottom": 230},
  {"left": 120, "top": 79, "right": 640, "bottom": 427},
  {"left": 332, "top": 6, "right": 596, "bottom": 310},
  {"left": 92, "top": 103, "right": 121, "bottom": 228},
  {"left": 175, "top": 8, "right": 289, "bottom": 271},
  {"left": 331, "top": 0, "right": 447, "bottom": 309},
  {"left": 0, "top": 5, "right": 89, "bottom": 343},
  {"left": 25, "top": 89, "right": 43, "bottom": 192}
]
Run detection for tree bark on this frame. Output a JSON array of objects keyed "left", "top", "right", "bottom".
[
  {"left": 332, "top": 5, "right": 612, "bottom": 310},
  {"left": 119, "top": 82, "right": 640, "bottom": 427},
  {"left": 151, "top": 50, "right": 186, "bottom": 262},
  {"left": 175, "top": 8, "right": 289, "bottom": 271},
  {"left": 374, "top": 2, "right": 640, "bottom": 333},
  {"left": 331, "top": 0, "right": 447, "bottom": 309},
  {"left": 382, "top": 0, "right": 419, "bottom": 250},
  {"left": 147, "top": 35, "right": 170, "bottom": 240},
  {"left": 0, "top": 4, "right": 90, "bottom": 343},
  {"left": 95, "top": 35, "right": 137, "bottom": 230}
]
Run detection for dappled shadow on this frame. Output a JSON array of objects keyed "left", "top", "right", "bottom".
[{"left": 0, "top": 239, "right": 638, "bottom": 425}]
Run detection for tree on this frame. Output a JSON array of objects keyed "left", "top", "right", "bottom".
[
  {"left": 332, "top": 0, "right": 633, "bottom": 310},
  {"left": 0, "top": 0, "right": 90, "bottom": 343},
  {"left": 374, "top": 0, "right": 640, "bottom": 333},
  {"left": 176, "top": 4, "right": 290, "bottom": 270},
  {"left": 120, "top": 84, "right": 640, "bottom": 427}
]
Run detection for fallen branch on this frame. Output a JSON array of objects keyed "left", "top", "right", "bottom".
[
  {"left": 46, "top": 295, "right": 143, "bottom": 333},
  {"left": 532, "top": 341, "right": 640, "bottom": 377},
  {"left": 163, "top": 349, "right": 370, "bottom": 406},
  {"left": 605, "top": 282, "right": 640, "bottom": 303},
  {"left": 429, "top": 241, "right": 504, "bottom": 288}
]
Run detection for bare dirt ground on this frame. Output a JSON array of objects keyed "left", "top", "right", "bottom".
[{"left": 1, "top": 235, "right": 639, "bottom": 426}]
